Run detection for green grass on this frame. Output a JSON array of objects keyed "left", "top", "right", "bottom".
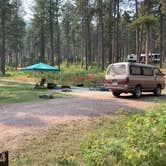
[
  {"left": 10, "top": 120, "right": 99, "bottom": 166},
  {"left": 9, "top": 102, "right": 166, "bottom": 166},
  {"left": 0, "top": 83, "right": 68, "bottom": 104}
]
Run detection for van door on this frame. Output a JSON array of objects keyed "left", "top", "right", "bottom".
[
  {"left": 142, "top": 67, "right": 155, "bottom": 91},
  {"left": 129, "top": 65, "right": 142, "bottom": 91}
]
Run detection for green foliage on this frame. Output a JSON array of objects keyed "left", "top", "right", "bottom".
[
  {"left": 160, "top": 0, "right": 166, "bottom": 13},
  {"left": 131, "top": 15, "right": 157, "bottom": 28},
  {"left": 84, "top": 137, "right": 124, "bottom": 166},
  {"left": 58, "top": 65, "right": 104, "bottom": 86},
  {"left": 56, "top": 153, "right": 77, "bottom": 166},
  {"left": 124, "top": 104, "right": 166, "bottom": 165},
  {"left": 83, "top": 103, "right": 166, "bottom": 166}
]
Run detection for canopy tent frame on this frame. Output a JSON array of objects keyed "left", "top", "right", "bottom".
[{"left": 21, "top": 62, "right": 62, "bottom": 86}]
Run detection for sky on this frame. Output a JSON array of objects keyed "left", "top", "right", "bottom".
[
  {"left": 22, "top": 0, "right": 136, "bottom": 22},
  {"left": 22, "top": 0, "right": 34, "bottom": 22},
  {"left": 22, "top": 0, "right": 69, "bottom": 22}
]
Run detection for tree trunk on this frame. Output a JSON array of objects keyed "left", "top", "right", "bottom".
[
  {"left": 55, "top": 0, "right": 60, "bottom": 70},
  {"left": 144, "top": 0, "right": 150, "bottom": 64},
  {"left": 40, "top": 24, "right": 45, "bottom": 63},
  {"left": 56, "top": 20, "right": 60, "bottom": 69},
  {"left": 98, "top": 0, "right": 104, "bottom": 70},
  {"left": 149, "top": 26, "right": 152, "bottom": 62},
  {"left": 84, "top": 0, "right": 88, "bottom": 70},
  {"left": 124, "top": 24, "right": 129, "bottom": 61},
  {"left": 87, "top": 16, "right": 91, "bottom": 66},
  {"left": 81, "top": 0, "right": 84, "bottom": 67},
  {"left": 112, "top": 0, "right": 116, "bottom": 63},
  {"left": 108, "top": 0, "right": 113, "bottom": 64},
  {"left": 15, "top": 43, "right": 19, "bottom": 69},
  {"left": 116, "top": 0, "right": 120, "bottom": 62},
  {"left": 139, "top": 24, "right": 143, "bottom": 58},
  {"left": 49, "top": 0, "right": 55, "bottom": 66},
  {"left": 0, "top": 7, "right": 6, "bottom": 75},
  {"left": 160, "top": 5, "right": 163, "bottom": 68},
  {"left": 145, "top": 24, "right": 150, "bottom": 64},
  {"left": 135, "top": 0, "right": 140, "bottom": 62}
]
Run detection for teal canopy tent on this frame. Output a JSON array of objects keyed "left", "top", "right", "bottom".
[
  {"left": 21, "top": 63, "right": 62, "bottom": 86},
  {"left": 21, "top": 62, "right": 60, "bottom": 72}
]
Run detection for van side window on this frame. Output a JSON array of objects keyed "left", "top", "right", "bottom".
[
  {"left": 142, "top": 67, "right": 153, "bottom": 76},
  {"left": 130, "top": 66, "right": 141, "bottom": 75}
]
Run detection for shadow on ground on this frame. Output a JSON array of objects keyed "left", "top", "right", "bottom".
[{"left": 117, "top": 93, "right": 166, "bottom": 102}]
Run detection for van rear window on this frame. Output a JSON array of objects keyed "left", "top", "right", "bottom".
[{"left": 107, "top": 64, "right": 126, "bottom": 75}]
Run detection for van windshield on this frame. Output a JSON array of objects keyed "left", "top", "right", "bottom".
[{"left": 107, "top": 64, "right": 126, "bottom": 76}]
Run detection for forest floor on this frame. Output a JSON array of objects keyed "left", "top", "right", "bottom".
[{"left": 0, "top": 87, "right": 165, "bottom": 151}]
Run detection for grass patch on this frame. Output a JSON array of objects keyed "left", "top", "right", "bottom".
[
  {"left": 0, "top": 83, "right": 69, "bottom": 105},
  {"left": 0, "top": 70, "right": 39, "bottom": 83},
  {"left": 10, "top": 119, "right": 102, "bottom": 166},
  {"left": 9, "top": 102, "right": 166, "bottom": 166}
]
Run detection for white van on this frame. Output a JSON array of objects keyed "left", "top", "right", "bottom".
[{"left": 104, "top": 62, "right": 165, "bottom": 98}]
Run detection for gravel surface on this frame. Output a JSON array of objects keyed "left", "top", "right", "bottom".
[{"left": 0, "top": 88, "right": 165, "bottom": 149}]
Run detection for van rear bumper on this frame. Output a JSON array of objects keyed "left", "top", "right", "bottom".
[
  {"left": 105, "top": 84, "right": 133, "bottom": 93},
  {"left": 110, "top": 86, "right": 131, "bottom": 93}
]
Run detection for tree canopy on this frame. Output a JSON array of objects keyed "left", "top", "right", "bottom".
[{"left": 0, "top": 0, "right": 166, "bottom": 74}]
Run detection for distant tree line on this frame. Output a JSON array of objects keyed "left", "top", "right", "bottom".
[{"left": 0, "top": 0, "right": 166, "bottom": 74}]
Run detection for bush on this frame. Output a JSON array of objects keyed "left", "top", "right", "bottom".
[
  {"left": 124, "top": 103, "right": 166, "bottom": 165},
  {"left": 57, "top": 65, "right": 104, "bottom": 86},
  {"left": 83, "top": 103, "right": 166, "bottom": 166}
]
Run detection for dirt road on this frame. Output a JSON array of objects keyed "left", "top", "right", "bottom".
[{"left": 0, "top": 88, "right": 165, "bottom": 149}]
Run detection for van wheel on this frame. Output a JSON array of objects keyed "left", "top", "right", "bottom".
[
  {"left": 153, "top": 85, "right": 161, "bottom": 96},
  {"left": 112, "top": 91, "right": 121, "bottom": 97},
  {"left": 133, "top": 86, "right": 142, "bottom": 98}
]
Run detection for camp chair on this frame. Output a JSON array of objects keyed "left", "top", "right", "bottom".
[
  {"left": 40, "top": 78, "right": 46, "bottom": 86},
  {"left": 35, "top": 78, "right": 46, "bottom": 89}
]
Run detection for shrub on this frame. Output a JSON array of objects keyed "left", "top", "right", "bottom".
[
  {"left": 83, "top": 103, "right": 166, "bottom": 166},
  {"left": 57, "top": 65, "right": 104, "bottom": 86},
  {"left": 123, "top": 103, "right": 166, "bottom": 165}
]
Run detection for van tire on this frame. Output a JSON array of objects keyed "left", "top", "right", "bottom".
[
  {"left": 133, "top": 86, "right": 142, "bottom": 98},
  {"left": 112, "top": 91, "right": 121, "bottom": 97},
  {"left": 153, "top": 85, "right": 161, "bottom": 96}
]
